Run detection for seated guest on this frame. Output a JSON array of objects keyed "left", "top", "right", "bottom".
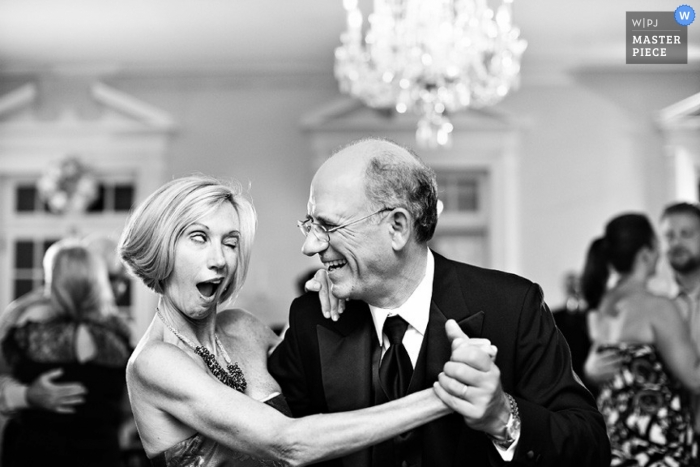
[
  {"left": 583, "top": 212, "right": 700, "bottom": 466},
  {"left": 1, "top": 239, "right": 132, "bottom": 467},
  {"left": 119, "top": 174, "right": 461, "bottom": 466}
]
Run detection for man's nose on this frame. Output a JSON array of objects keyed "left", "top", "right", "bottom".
[
  {"left": 301, "top": 234, "right": 328, "bottom": 257},
  {"left": 665, "top": 235, "right": 680, "bottom": 248}
]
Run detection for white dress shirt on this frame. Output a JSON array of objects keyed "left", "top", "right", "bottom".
[{"left": 369, "top": 250, "right": 434, "bottom": 366}]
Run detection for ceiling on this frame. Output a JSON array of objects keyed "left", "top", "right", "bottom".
[{"left": 0, "top": 0, "right": 697, "bottom": 80}]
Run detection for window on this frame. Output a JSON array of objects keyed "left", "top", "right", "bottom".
[
  {"left": 4, "top": 177, "right": 135, "bottom": 318},
  {"left": 12, "top": 238, "right": 59, "bottom": 298},
  {"left": 436, "top": 172, "right": 483, "bottom": 214},
  {"left": 15, "top": 182, "right": 135, "bottom": 214},
  {"left": 430, "top": 169, "right": 490, "bottom": 267}
]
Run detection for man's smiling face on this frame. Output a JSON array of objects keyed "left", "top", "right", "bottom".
[{"left": 301, "top": 150, "right": 394, "bottom": 305}]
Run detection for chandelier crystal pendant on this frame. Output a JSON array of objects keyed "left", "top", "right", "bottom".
[{"left": 334, "top": 0, "right": 527, "bottom": 148}]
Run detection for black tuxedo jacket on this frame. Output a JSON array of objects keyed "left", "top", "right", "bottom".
[{"left": 269, "top": 252, "right": 610, "bottom": 467}]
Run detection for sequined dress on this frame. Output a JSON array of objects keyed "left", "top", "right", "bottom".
[
  {"left": 150, "top": 393, "right": 292, "bottom": 467},
  {"left": 597, "top": 343, "right": 698, "bottom": 466},
  {"left": 1, "top": 314, "right": 132, "bottom": 467}
]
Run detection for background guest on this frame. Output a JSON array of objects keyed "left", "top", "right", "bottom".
[
  {"left": 0, "top": 238, "right": 89, "bottom": 464},
  {"left": 582, "top": 212, "right": 700, "bottom": 465},
  {"left": 1, "top": 239, "right": 132, "bottom": 467},
  {"left": 585, "top": 202, "right": 700, "bottom": 435},
  {"left": 551, "top": 271, "right": 596, "bottom": 395},
  {"left": 85, "top": 234, "right": 131, "bottom": 316}
]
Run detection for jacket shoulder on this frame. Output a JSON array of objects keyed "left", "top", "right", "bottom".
[
  {"left": 439, "top": 253, "right": 536, "bottom": 289},
  {"left": 433, "top": 251, "right": 544, "bottom": 307}
]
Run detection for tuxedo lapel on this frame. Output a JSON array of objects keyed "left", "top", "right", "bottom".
[
  {"left": 317, "top": 305, "right": 376, "bottom": 467},
  {"left": 424, "top": 251, "right": 485, "bottom": 377},
  {"left": 317, "top": 306, "right": 375, "bottom": 413},
  {"left": 422, "top": 303, "right": 484, "bottom": 384},
  {"left": 419, "top": 252, "right": 485, "bottom": 467}
]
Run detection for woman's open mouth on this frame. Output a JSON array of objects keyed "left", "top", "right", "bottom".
[{"left": 196, "top": 279, "right": 222, "bottom": 298}]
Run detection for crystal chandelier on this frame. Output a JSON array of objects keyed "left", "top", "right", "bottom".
[{"left": 334, "top": 0, "right": 527, "bottom": 148}]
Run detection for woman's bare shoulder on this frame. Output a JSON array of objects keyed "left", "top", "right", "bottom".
[
  {"left": 633, "top": 291, "right": 677, "bottom": 310},
  {"left": 217, "top": 308, "right": 280, "bottom": 347},
  {"left": 218, "top": 308, "right": 268, "bottom": 332},
  {"left": 127, "top": 336, "right": 190, "bottom": 387},
  {"left": 619, "top": 291, "right": 680, "bottom": 323}
]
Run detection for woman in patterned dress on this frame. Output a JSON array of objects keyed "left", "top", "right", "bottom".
[{"left": 583, "top": 213, "right": 700, "bottom": 466}]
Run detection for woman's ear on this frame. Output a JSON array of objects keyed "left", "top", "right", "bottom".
[
  {"left": 388, "top": 209, "right": 411, "bottom": 251},
  {"left": 636, "top": 245, "right": 656, "bottom": 270}
]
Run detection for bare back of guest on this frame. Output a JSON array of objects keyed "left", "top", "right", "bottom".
[{"left": 583, "top": 213, "right": 700, "bottom": 466}]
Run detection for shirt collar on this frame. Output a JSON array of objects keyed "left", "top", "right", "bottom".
[
  {"left": 369, "top": 250, "right": 434, "bottom": 345},
  {"left": 675, "top": 277, "right": 700, "bottom": 301}
]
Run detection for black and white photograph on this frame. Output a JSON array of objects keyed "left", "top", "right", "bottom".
[{"left": 0, "top": 1, "right": 698, "bottom": 465}]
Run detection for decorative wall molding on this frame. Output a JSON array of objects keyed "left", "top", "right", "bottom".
[
  {"left": 0, "top": 77, "right": 176, "bottom": 340},
  {"left": 657, "top": 92, "right": 700, "bottom": 201}
]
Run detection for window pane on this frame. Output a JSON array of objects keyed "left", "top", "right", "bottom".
[
  {"left": 435, "top": 171, "right": 484, "bottom": 214},
  {"left": 430, "top": 233, "right": 488, "bottom": 268},
  {"left": 16, "top": 186, "right": 37, "bottom": 212},
  {"left": 116, "top": 280, "right": 132, "bottom": 307},
  {"left": 14, "top": 279, "right": 34, "bottom": 300},
  {"left": 88, "top": 184, "right": 106, "bottom": 212},
  {"left": 15, "top": 241, "right": 34, "bottom": 269},
  {"left": 436, "top": 174, "right": 453, "bottom": 212},
  {"left": 456, "top": 179, "right": 479, "bottom": 211},
  {"left": 114, "top": 185, "right": 135, "bottom": 211}
]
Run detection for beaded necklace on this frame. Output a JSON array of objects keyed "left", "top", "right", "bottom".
[{"left": 156, "top": 308, "right": 247, "bottom": 393}]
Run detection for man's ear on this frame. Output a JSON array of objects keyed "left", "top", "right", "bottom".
[{"left": 388, "top": 209, "right": 412, "bottom": 251}]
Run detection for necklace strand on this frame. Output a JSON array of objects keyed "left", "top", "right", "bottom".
[{"left": 156, "top": 308, "right": 247, "bottom": 392}]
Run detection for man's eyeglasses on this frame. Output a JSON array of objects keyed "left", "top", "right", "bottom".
[{"left": 297, "top": 207, "right": 395, "bottom": 244}]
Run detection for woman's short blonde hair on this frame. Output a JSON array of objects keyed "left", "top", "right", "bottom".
[{"left": 118, "top": 175, "right": 256, "bottom": 305}]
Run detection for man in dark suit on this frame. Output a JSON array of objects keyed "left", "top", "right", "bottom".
[{"left": 269, "top": 137, "right": 609, "bottom": 467}]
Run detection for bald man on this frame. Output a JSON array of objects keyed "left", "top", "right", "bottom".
[{"left": 269, "top": 137, "right": 609, "bottom": 467}]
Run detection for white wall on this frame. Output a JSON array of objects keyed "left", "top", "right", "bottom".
[
  {"left": 106, "top": 72, "right": 342, "bottom": 330},
  {"left": 1, "top": 67, "right": 698, "bottom": 334},
  {"left": 497, "top": 69, "right": 700, "bottom": 307}
]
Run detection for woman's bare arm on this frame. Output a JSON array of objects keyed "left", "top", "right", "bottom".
[
  {"left": 650, "top": 297, "right": 700, "bottom": 392},
  {"left": 130, "top": 341, "right": 449, "bottom": 467}
]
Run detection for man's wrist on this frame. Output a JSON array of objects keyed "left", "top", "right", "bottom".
[{"left": 486, "top": 393, "right": 520, "bottom": 449}]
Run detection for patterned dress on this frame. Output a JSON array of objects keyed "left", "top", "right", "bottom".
[{"left": 597, "top": 343, "right": 698, "bottom": 466}]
